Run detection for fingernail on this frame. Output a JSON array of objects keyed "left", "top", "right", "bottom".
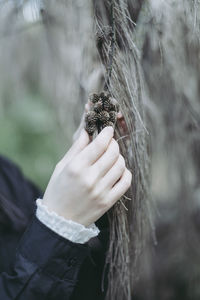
[{"left": 117, "top": 112, "right": 123, "bottom": 118}]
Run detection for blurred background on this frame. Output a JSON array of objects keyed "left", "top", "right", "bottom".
[
  {"left": 0, "top": 0, "right": 97, "bottom": 191},
  {"left": 0, "top": 84, "right": 67, "bottom": 190}
]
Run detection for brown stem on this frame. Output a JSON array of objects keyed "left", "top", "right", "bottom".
[{"left": 104, "top": 0, "right": 115, "bottom": 91}]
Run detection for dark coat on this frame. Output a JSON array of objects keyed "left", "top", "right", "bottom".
[{"left": 0, "top": 155, "right": 109, "bottom": 300}]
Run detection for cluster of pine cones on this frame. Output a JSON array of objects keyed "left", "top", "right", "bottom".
[{"left": 85, "top": 91, "right": 119, "bottom": 136}]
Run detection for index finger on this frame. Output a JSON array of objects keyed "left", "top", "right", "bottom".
[{"left": 78, "top": 126, "right": 114, "bottom": 165}]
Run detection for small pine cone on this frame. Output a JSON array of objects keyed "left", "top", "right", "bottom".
[
  {"left": 100, "top": 91, "right": 111, "bottom": 102},
  {"left": 109, "top": 111, "right": 117, "bottom": 123},
  {"left": 115, "top": 102, "right": 120, "bottom": 113},
  {"left": 97, "top": 111, "right": 110, "bottom": 123},
  {"left": 109, "top": 102, "right": 116, "bottom": 111},
  {"left": 110, "top": 103, "right": 119, "bottom": 112},
  {"left": 110, "top": 98, "right": 120, "bottom": 112},
  {"left": 85, "top": 111, "right": 98, "bottom": 125},
  {"left": 103, "top": 100, "right": 112, "bottom": 112},
  {"left": 93, "top": 101, "right": 103, "bottom": 113},
  {"left": 102, "top": 121, "right": 114, "bottom": 129},
  {"left": 99, "top": 91, "right": 106, "bottom": 100},
  {"left": 89, "top": 93, "right": 99, "bottom": 104},
  {"left": 85, "top": 123, "right": 97, "bottom": 136}
]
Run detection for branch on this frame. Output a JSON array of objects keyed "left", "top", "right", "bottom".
[{"left": 104, "top": 0, "right": 115, "bottom": 91}]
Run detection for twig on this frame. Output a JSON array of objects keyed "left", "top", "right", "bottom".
[
  {"left": 116, "top": 134, "right": 129, "bottom": 142},
  {"left": 123, "top": 195, "right": 132, "bottom": 201},
  {"left": 104, "top": 0, "right": 115, "bottom": 91},
  {"left": 120, "top": 199, "right": 129, "bottom": 211}
]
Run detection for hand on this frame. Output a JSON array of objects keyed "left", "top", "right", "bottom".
[{"left": 43, "top": 126, "right": 132, "bottom": 226}]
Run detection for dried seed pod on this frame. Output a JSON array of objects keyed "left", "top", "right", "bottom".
[
  {"left": 115, "top": 102, "right": 120, "bottom": 113},
  {"left": 99, "top": 91, "right": 106, "bottom": 100},
  {"left": 110, "top": 102, "right": 120, "bottom": 112},
  {"left": 100, "top": 91, "right": 111, "bottom": 102},
  {"left": 109, "top": 102, "right": 116, "bottom": 111},
  {"left": 85, "top": 123, "right": 97, "bottom": 136},
  {"left": 103, "top": 100, "right": 112, "bottom": 112},
  {"left": 93, "top": 101, "right": 103, "bottom": 113},
  {"left": 109, "top": 111, "right": 117, "bottom": 123},
  {"left": 85, "top": 111, "right": 98, "bottom": 124},
  {"left": 89, "top": 93, "right": 99, "bottom": 104},
  {"left": 110, "top": 98, "right": 120, "bottom": 113},
  {"left": 102, "top": 121, "right": 114, "bottom": 129},
  {"left": 97, "top": 110, "right": 110, "bottom": 123}
]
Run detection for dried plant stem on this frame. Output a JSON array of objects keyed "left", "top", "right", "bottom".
[{"left": 104, "top": 0, "right": 116, "bottom": 91}]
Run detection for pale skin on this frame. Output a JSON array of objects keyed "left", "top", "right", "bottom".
[{"left": 43, "top": 103, "right": 132, "bottom": 227}]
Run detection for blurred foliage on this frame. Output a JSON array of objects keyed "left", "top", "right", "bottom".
[
  {"left": 0, "top": 92, "right": 69, "bottom": 191},
  {"left": 0, "top": 1, "right": 92, "bottom": 193}
]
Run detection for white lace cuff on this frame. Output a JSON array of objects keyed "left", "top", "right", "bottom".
[{"left": 35, "top": 198, "right": 100, "bottom": 244}]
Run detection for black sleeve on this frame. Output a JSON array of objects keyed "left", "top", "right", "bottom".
[
  {"left": 0, "top": 215, "right": 90, "bottom": 300},
  {"left": 0, "top": 155, "right": 108, "bottom": 300}
]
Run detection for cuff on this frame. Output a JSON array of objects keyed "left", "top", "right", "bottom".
[
  {"left": 17, "top": 215, "right": 90, "bottom": 282},
  {"left": 36, "top": 198, "right": 100, "bottom": 244}
]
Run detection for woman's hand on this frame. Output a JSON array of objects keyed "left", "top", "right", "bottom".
[{"left": 43, "top": 126, "right": 132, "bottom": 226}]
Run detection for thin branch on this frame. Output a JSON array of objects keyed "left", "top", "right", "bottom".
[
  {"left": 116, "top": 134, "right": 129, "bottom": 142},
  {"left": 120, "top": 199, "right": 129, "bottom": 211},
  {"left": 104, "top": 0, "right": 116, "bottom": 91}
]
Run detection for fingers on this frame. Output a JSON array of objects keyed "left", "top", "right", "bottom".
[
  {"left": 107, "top": 168, "right": 132, "bottom": 205},
  {"left": 98, "top": 154, "right": 126, "bottom": 190},
  {"left": 78, "top": 126, "right": 114, "bottom": 165},
  {"left": 72, "top": 104, "right": 89, "bottom": 142},
  {"left": 90, "top": 138, "right": 120, "bottom": 180},
  {"left": 60, "top": 129, "right": 90, "bottom": 165}
]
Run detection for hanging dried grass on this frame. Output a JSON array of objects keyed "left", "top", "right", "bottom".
[{"left": 93, "top": 1, "right": 152, "bottom": 299}]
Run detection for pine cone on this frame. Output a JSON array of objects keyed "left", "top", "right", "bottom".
[
  {"left": 110, "top": 102, "right": 116, "bottom": 111},
  {"left": 85, "top": 111, "right": 98, "bottom": 125},
  {"left": 115, "top": 102, "right": 120, "bottom": 113},
  {"left": 100, "top": 91, "right": 111, "bottom": 102},
  {"left": 109, "top": 111, "right": 117, "bottom": 123},
  {"left": 93, "top": 101, "right": 103, "bottom": 113},
  {"left": 103, "top": 100, "right": 112, "bottom": 112},
  {"left": 102, "top": 121, "right": 114, "bottom": 129},
  {"left": 97, "top": 111, "right": 110, "bottom": 123},
  {"left": 110, "top": 98, "right": 120, "bottom": 112},
  {"left": 85, "top": 123, "right": 97, "bottom": 136},
  {"left": 89, "top": 93, "right": 99, "bottom": 104}
]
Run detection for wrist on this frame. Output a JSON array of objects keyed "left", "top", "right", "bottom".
[{"left": 36, "top": 198, "right": 100, "bottom": 244}]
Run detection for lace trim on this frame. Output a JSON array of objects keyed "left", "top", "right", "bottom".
[{"left": 35, "top": 198, "right": 100, "bottom": 244}]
